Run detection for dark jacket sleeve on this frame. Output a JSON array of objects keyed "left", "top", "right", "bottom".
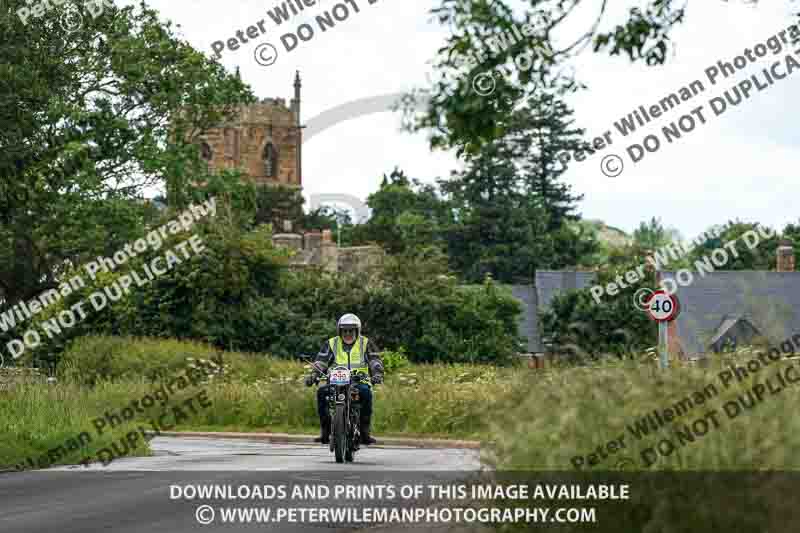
[
  {"left": 311, "top": 340, "right": 334, "bottom": 376},
  {"left": 366, "top": 339, "right": 384, "bottom": 377}
]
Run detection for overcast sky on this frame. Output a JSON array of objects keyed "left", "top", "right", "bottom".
[{"left": 142, "top": 0, "right": 800, "bottom": 241}]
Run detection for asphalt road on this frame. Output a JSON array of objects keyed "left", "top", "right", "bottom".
[{"left": 0, "top": 437, "right": 483, "bottom": 533}]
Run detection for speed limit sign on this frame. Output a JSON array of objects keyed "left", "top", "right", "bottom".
[{"left": 645, "top": 290, "right": 679, "bottom": 322}]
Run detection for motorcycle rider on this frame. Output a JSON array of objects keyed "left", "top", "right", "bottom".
[{"left": 304, "top": 313, "right": 385, "bottom": 446}]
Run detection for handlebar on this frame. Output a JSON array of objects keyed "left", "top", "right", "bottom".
[
  {"left": 300, "top": 355, "right": 377, "bottom": 385},
  {"left": 312, "top": 370, "right": 370, "bottom": 385}
]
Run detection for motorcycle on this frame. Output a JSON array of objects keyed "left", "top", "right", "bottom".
[
  {"left": 323, "top": 365, "right": 366, "bottom": 463},
  {"left": 301, "top": 355, "right": 367, "bottom": 464}
]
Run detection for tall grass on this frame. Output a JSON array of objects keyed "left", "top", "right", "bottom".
[
  {"left": 482, "top": 351, "right": 800, "bottom": 532},
  {"left": 1, "top": 335, "right": 518, "bottom": 469},
  {"left": 11, "top": 334, "right": 800, "bottom": 475},
  {"left": 488, "top": 349, "right": 800, "bottom": 471},
  {"left": 0, "top": 382, "right": 150, "bottom": 470}
]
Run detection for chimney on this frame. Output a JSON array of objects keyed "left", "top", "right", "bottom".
[
  {"left": 304, "top": 230, "right": 322, "bottom": 252},
  {"left": 777, "top": 240, "right": 795, "bottom": 272}
]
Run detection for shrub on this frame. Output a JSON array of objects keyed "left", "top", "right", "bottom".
[
  {"left": 114, "top": 222, "right": 288, "bottom": 350},
  {"left": 379, "top": 347, "right": 411, "bottom": 372},
  {"left": 541, "top": 259, "right": 656, "bottom": 359},
  {"left": 9, "top": 224, "right": 523, "bottom": 368},
  {"left": 264, "top": 250, "right": 523, "bottom": 364},
  {"left": 58, "top": 335, "right": 300, "bottom": 386}
]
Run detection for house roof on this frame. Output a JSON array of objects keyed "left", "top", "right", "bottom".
[
  {"left": 510, "top": 271, "right": 598, "bottom": 353},
  {"left": 536, "top": 271, "right": 597, "bottom": 310},
  {"left": 660, "top": 271, "right": 800, "bottom": 355}
]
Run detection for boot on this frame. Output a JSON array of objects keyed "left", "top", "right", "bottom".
[
  {"left": 314, "top": 417, "right": 331, "bottom": 444},
  {"left": 360, "top": 415, "right": 377, "bottom": 445}
]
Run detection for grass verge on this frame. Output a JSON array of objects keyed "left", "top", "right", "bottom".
[
  {"left": 1, "top": 335, "right": 517, "bottom": 469},
  {"left": 488, "top": 350, "right": 800, "bottom": 470}
]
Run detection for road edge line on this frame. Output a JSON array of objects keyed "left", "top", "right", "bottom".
[{"left": 149, "top": 431, "right": 481, "bottom": 449}]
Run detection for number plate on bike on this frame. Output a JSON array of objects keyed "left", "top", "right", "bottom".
[{"left": 329, "top": 368, "right": 351, "bottom": 385}]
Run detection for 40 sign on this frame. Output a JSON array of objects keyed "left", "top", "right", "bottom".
[{"left": 646, "top": 290, "right": 679, "bottom": 322}]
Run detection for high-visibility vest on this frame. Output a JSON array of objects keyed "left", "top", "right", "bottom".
[{"left": 329, "top": 336, "right": 370, "bottom": 377}]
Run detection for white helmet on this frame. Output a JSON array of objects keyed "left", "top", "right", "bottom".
[{"left": 337, "top": 313, "right": 361, "bottom": 338}]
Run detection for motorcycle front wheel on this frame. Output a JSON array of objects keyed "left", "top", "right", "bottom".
[{"left": 334, "top": 404, "right": 347, "bottom": 464}]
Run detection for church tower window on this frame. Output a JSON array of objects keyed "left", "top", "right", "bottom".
[
  {"left": 263, "top": 142, "right": 278, "bottom": 178},
  {"left": 200, "top": 142, "right": 213, "bottom": 161}
]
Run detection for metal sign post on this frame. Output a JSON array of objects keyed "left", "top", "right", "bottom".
[{"left": 647, "top": 290, "right": 679, "bottom": 370}]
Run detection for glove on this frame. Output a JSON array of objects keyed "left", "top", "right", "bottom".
[
  {"left": 371, "top": 374, "right": 383, "bottom": 385},
  {"left": 304, "top": 374, "right": 317, "bottom": 387}
]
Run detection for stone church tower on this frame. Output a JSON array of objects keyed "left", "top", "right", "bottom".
[
  {"left": 197, "top": 72, "right": 302, "bottom": 187},
  {"left": 189, "top": 71, "right": 385, "bottom": 275}
]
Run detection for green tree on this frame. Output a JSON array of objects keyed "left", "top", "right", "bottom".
[
  {"left": 541, "top": 258, "right": 657, "bottom": 360},
  {"left": 441, "top": 92, "right": 597, "bottom": 282},
  {"left": 303, "top": 206, "right": 352, "bottom": 232},
  {"left": 517, "top": 94, "right": 585, "bottom": 231},
  {"left": 0, "top": 0, "right": 253, "bottom": 307},
  {"left": 686, "top": 220, "right": 778, "bottom": 270},
  {"left": 354, "top": 168, "right": 451, "bottom": 254},
  {"left": 633, "top": 217, "right": 683, "bottom": 251},
  {"left": 410, "top": 0, "right": 778, "bottom": 152},
  {"left": 441, "top": 147, "right": 550, "bottom": 282},
  {"left": 302, "top": 205, "right": 355, "bottom": 246},
  {"left": 119, "top": 223, "right": 289, "bottom": 352},
  {"left": 253, "top": 185, "right": 304, "bottom": 231}
]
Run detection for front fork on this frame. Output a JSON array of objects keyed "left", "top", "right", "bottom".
[
  {"left": 327, "top": 385, "right": 361, "bottom": 451},
  {"left": 351, "top": 385, "right": 362, "bottom": 450}
]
